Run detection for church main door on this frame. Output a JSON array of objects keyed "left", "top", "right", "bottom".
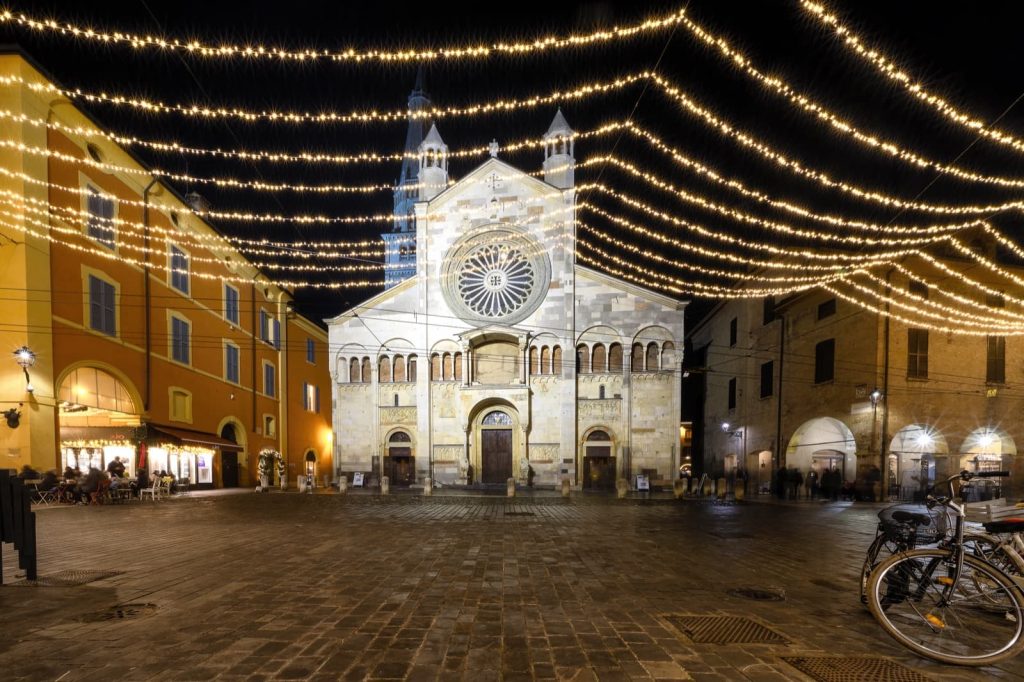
[{"left": 481, "top": 429, "right": 513, "bottom": 484}]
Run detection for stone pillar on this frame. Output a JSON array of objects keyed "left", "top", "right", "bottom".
[
  {"left": 423, "top": 477, "right": 432, "bottom": 496},
  {"left": 338, "top": 475, "right": 347, "bottom": 494},
  {"left": 616, "top": 478, "right": 629, "bottom": 499},
  {"left": 561, "top": 477, "right": 571, "bottom": 497},
  {"left": 506, "top": 477, "right": 515, "bottom": 497},
  {"left": 381, "top": 476, "right": 390, "bottom": 495}
]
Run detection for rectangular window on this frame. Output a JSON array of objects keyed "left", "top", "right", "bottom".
[
  {"left": 907, "top": 329, "right": 929, "bottom": 379},
  {"left": 760, "top": 360, "right": 774, "bottom": 398},
  {"left": 170, "top": 389, "right": 192, "bottom": 423},
  {"left": 263, "top": 415, "right": 276, "bottom": 437},
  {"left": 260, "top": 310, "right": 279, "bottom": 348},
  {"left": 817, "top": 298, "right": 836, "bottom": 320},
  {"left": 763, "top": 296, "right": 775, "bottom": 325},
  {"left": 729, "top": 318, "right": 737, "bottom": 347},
  {"left": 224, "top": 285, "right": 239, "bottom": 325},
  {"left": 987, "top": 336, "right": 1006, "bottom": 384},
  {"left": 264, "top": 362, "right": 276, "bottom": 398},
  {"left": 303, "top": 382, "right": 320, "bottom": 413},
  {"left": 86, "top": 186, "right": 116, "bottom": 249},
  {"left": 88, "top": 275, "right": 116, "bottom": 336},
  {"left": 171, "top": 316, "right": 190, "bottom": 364},
  {"left": 225, "top": 343, "right": 240, "bottom": 384},
  {"left": 306, "top": 338, "right": 316, "bottom": 364},
  {"left": 814, "top": 338, "right": 835, "bottom": 384},
  {"left": 170, "top": 245, "right": 190, "bottom": 295},
  {"left": 727, "top": 377, "right": 737, "bottom": 410},
  {"left": 908, "top": 280, "right": 929, "bottom": 299}
]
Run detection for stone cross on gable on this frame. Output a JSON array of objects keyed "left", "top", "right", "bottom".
[{"left": 488, "top": 139, "right": 499, "bottom": 158}]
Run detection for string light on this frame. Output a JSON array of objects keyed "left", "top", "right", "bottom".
[
  {"left": 862, "top": 268, "right": 1024, "bottom": 326},
  {"left": 801, "top": 1, "right": 1024, "bottom": 157},
  {"left": 0, "top": 6, "right": 687, "bottom": 63},
  {"left": 663, "top": 14, "right": 1024, "bottom": 189}
]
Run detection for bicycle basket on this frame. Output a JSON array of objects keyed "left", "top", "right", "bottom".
[{"left": 877, "top": 503, "right": 951, "bottom": 545}]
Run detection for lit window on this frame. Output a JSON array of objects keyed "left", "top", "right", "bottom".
[{"left": 303, "top": 382, "right": 320, "bottom": 413}]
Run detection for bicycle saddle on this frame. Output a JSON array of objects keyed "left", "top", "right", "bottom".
[
  {"left": 983, "top": 518, "right": 1024, "bottom": 534},
  {"left": 891, "top": 510, "right": 931, "bottom": 526}
]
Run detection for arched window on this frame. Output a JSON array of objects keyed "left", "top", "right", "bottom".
[
  {"left": 482, "top": 411, "right": 513, "bottom": 426},
  {"left": 529, "top": 347, "right": 539, "bottom": 375},
  {"left": 442, "top": 352, "right": 453, "bottom": 381},
  {"left": 408, "top": 355, "right": 417, "bottom": 381},
  {"left": 361, "top": 357, "right": 371, "bottom": 383},
  {"left": 646, "top": 342, "right": 660, "bottom": 372},
  {"left": 576, "top": 344, "right": 590, "bottom": 374},
  {"left": 389, "top": 431, "right": 411, "bottom": 443},
  {"left": 394, "top": 393, "right": 399, "bottom": 407},
  {"left": 631, "top": 343, "right": 644, "bottom": 372},
  {"left": 379, "top": 356, "right": 392, "bottom": 383},
  {"left": 454, "top": 352, "right": 463, "bottom": 382},
  {"left": 430, "top": 353, "right": 440, "bottom": 380},
  {"left": 349, "top": 358, "right": 360, "bottom": 383},
  {"left": 393, "top": 355, "right": 406, "bottom": 382},
  {"left": 661, "top": 342, "right": 675, "bottom": 371},
  {"left": 599, "top": 385, "right": 606, "bottom": 399},
  {"left": 608, "top": 343, "right": 623, "bottom": 372},
  {"left": 587, "top": 430, "right": 610, "bottom": 442},
  {"left": 592, "top": 344, "right": 607, "bottom": 373},
  {"left": 552, "top": 346, "right": 562, "bottom": 374},
  {"left": 540, "top": 346, "right": 551, "bottom": 374}
]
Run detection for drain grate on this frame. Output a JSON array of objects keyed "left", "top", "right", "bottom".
[
  {"left": 782, "top": 657, "right": 933, "bottom": 682},
  {"left": 665, "top": 615, "right": 788, "bottom": 644},
  {"left": 14, "top": 569, "right": 122, "bottom": 587},
  {"left": 727, "top": 587, "right": 786, "bottom": 601},
  {"left": 80, "top": 603, "right": 158, "bottom": 622}
]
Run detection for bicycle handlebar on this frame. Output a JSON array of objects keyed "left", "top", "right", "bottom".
[{"left": 927, "top": 470, "right": 1010, "bottom": 503}]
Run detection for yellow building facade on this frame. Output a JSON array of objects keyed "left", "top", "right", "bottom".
[{"left": 0, "top": 51, "right": 331, "bottom": 486}]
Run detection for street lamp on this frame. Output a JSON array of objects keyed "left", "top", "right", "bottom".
[{"left": 13, "top": 346, "right": 36, "bottom": 393}]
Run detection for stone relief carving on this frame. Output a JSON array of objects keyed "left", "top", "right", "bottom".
[
  {"left": 433, "top": 445, "right": 462, "bottom": 462},
  {"left": 578, "top": 399, "right": 621, "bottom": 419},
  {"left": 529, "top": 443, "right": 559, "bottom": 462},
  {"left": 379, "top": 407, "right": 417, "bottom": 424}
]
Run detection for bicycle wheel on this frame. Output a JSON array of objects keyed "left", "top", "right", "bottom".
[
  {"left": 966, "top": 533, "right": 1024, "bottom": 576},
  {"left": 861, "top": 532, "right": 904, "bottom": 605},
  {"left": 867, "top": 548, "right": 1024, "bottom": 665}
]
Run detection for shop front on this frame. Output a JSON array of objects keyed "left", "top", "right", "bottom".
[
  {"left": 141, "top": 424, "right": 243, "bottom": 489},
  {"left": 60, "top": 426, "right": 139, "bottom": 477}
]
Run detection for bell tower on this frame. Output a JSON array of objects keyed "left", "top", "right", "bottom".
[
  {"left": 542, "top": 108, "right": 574, "bottom": 190},
  {"left": 383, "top": 69, "right": 432, "bottom": 289},
  {"left": 417, "top": 123, "right": 449, "bottom": 202}
]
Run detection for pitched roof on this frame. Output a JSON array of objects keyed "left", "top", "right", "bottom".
[{"left": 544, "top": 108, "right": 573, "bottom": 136}]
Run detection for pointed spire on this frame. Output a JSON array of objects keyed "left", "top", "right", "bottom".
[
  {"left": 421, "top": 123, "right": 446, "bottom": 148},
  {"left": 398, "top": 69, "right": 433, "bottom": 188},
  {"left": 545, "top": 107, "right": 573, "bottom": 137},
  {"left": 412, "top": 64, "right": 426, "bottom": 96}
]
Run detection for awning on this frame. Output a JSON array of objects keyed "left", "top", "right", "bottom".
[
  {"left": 60, "top": 426, "right": 137, "bottom": 443},
  {"left": 146, "top": 424, "right": 244, "bottom": 452}
]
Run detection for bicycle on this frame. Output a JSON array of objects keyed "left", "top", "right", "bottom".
[{"left": 864, "top": 470, "right": 1024, "bottom": 666}]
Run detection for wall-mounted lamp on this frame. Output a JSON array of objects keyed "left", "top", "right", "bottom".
[
  {"left": 869, "top": 388, "right": 883, "bottom": 407},
  {"left": 13, "top": 346, "right": 36, "bottom": 394}
]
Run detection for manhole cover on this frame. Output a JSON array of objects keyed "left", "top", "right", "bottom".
[
  {"left": 505, "top": 511, "right": 535, "bottom": 516},
  {"left": 80, "top": 603, "right": 158, "bottom": 622},
  {"left": 665, "top": 615, "right": 788, "bottom": 644},
  {"left": 14, "top": 570, "right": 122, "bottom": 587},
  {"left": 727, "top": 587, "right": 786, "bottom": 601},
  {"left": 782, "top": 657, "right": 933, "bottom": 682}
]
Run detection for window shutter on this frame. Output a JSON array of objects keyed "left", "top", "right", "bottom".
[
  {"left": 273, "top": 319, "right": 281, "bottom": 349},
  {"left": 315, "top": 385, "right": 320, "bottom": 413}
]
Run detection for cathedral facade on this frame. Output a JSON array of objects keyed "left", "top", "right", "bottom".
[{"left": 328, "top": 104, "right": 686, "bottom": 489}]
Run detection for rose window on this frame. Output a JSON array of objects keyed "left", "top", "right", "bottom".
[
  {"left": 441, "top": 227, "right": 550, "bottom": 325},
  {"left": 458, "top": 244, "right": 536, "bottom": 319}
]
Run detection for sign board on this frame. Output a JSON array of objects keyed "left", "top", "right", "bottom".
[
  {"left": 635, "top": 474, "right": 649, "bottom": 491},
  {"left": 352, "top": 472, "right": 364, "bottom": 487}
]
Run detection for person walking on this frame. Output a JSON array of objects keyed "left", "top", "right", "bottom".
[{"left": 806, "top": 469, "right": 819, "bottom": 499}]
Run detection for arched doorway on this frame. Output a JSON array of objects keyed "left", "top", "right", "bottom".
[
  {"left": 386, "top": 431, "right": 414, "bottom": 486},
  {"left": 889, "top": 425, "right": 947, "bottom": 501},
  {"left": 959, "top": 428, "right": 1015, "bottom": 501},
  {"left": 220, "top": 423, "right": 240, "bottom": 487},
  {"left": 582, "top": 429, "right": 615, "bottom": 490},
  {"left": 785, "top": 417, "right": 857, "bottom": 482},
  {"left": 304, "top": 450, "right": 317, "bottom": 485},
  {"left": 56, "top": 365, "right": 141, "bottom": 476},
  {"left": 478, "top": 410, "right": 514, "bottom": 485}
]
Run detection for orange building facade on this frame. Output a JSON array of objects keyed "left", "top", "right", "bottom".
[{"left": 0, "top": 52, "right": 331, "bottom": 487}]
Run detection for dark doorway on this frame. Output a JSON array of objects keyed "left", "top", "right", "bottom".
[
  {"left": 219, "top": 423, "right": 240, "bottom": 488},
  {"left": 221, "top": 452, "right": 239, "bottom": 488},
  {"left": 481, "top": 429, "right": 513, "bottom": 484},
  {"left": 387, "top": 447, "right": 414, "bottom": 486},
  {"left": 584, "top": 447, "right": 615, "bottom": 490}
]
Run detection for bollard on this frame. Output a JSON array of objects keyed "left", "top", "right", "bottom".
[
  {"left": 423, "top": 477, "right": 432, "bottom": 496},
  {"left": 717, "top": 478, "right": 727, "bottom": 500},
  {"left": 507, "top": 477, "right": 516, "bottom": 498},
  {"left": 561, "top": 477, "right": 571, "bottom": 498},
  {"left": 673, "top": 479, "right": 685, "bottom": 499},
  {"left": 381, "top": 476, "right": 390, "bottom": 495},
  {"left": 734, "top": 484, "right": 745, "bottom": 502},
  {"left": 616, "top": 478, "right": 629, "bottom": 499},
  {"left": 338, "top": 475, "right": 347, "bottom": 494}
]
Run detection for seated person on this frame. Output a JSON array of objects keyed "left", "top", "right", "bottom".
[
  {"left": 18, "top": 464, "right": 40, "bottom": 480},
  {"left": 62, "top": 465, "right": 76, "bottom": 480},
  {"left": 40, "top": 469, "right": 59, "bottom": 491}
]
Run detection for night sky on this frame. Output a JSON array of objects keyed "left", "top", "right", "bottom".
[{"left": 3, "top": 1, "right": 1024, "bottom": 327}]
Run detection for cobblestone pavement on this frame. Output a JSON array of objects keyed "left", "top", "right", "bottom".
[{"left": 2, "top": 492, "right": 1024, "bottom": 681}]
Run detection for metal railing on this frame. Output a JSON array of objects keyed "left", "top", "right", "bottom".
[{"left": 0, "top": 469, "right": 37, "bottom": 583}]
